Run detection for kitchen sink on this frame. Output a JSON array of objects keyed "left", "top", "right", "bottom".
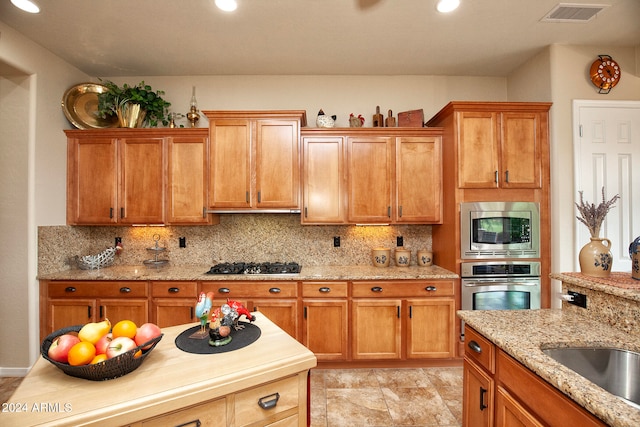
[{"left": 542, "top": 347, "right": 640, "bottom": 409}]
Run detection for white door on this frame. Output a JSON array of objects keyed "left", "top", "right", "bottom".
[{"left": 573, "top": 100, "right": 640, "bottom": 273}]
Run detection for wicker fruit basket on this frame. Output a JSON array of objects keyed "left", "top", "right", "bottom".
[
  {"left": 76, "top": 247, "right": 117, "bottom": 270},
  {"left": 41, "top": 325, "right": 163, "bottom": 381}
]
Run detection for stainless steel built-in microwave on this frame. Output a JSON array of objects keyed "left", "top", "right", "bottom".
[{"left": 460, "top": 202, "right": 540, "bottom": 259}]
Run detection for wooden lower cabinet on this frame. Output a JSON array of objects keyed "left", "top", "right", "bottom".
[
  {"left": 137, "top": 397, "right": 226, "bottom": 426},
  {"left": 352, "top": 299, "right": 402, "bottom": 359},
  {"left": 150, "top": 281, "right": 198, "bottom": 328},
  {"left": 463, "top": 326, "right": 606, "bottom": 427}
]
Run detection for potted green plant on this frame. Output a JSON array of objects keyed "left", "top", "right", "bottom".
[{"left": 97, "top": 80, "right": 171, "bottom": 127}]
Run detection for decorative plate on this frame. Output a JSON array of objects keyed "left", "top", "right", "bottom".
[{"left": 61, "top": 83, "right": 119, "bottom": 129}]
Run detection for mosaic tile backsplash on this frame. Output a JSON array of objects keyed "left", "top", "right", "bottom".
[{"left": 39, "top": 215, "right": 432, "bottom": 275}]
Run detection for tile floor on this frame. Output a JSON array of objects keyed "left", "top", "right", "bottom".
[
  {"left": 310, "top": 367, "right": 463, "bottom": 427},
  {"left": 1, "top": 367, "right": 464, "bottom": 426}
]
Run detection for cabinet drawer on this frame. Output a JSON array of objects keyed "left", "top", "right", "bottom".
[
  {"left": 234, "top": 375, "right": 299, "bottom": 426},
  {"left": 464, "top": 326, "right": 495, "bottom": 374},
  {"left": 201, "top": 281, "right": 298, "bottom": 298},
  {"left": 47, "top": 281, "right": 148, "bottom": 298},
  {"left": 141, "top": 397, "right": 226, "bottom": 426},
  {"left": 302, "top": 282, "right": 348, "bottom": 297},
  {"left": 151, "top": 281, "right": 197, "bottom": 298},
  {"left": 351, "top": 280, "right": 454, "bottom": 298}
]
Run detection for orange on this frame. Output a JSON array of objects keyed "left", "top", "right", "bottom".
[
  {"left": 90, "top": 354, "right": 107, "bottom": 364},
  {"left": 68, "top": 341, "right": 96, "bottom": 366},
  {"left": 112, "top": 320, "right": 137, "bottom": 339}
]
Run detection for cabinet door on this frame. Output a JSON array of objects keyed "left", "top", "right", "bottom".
[
  {"left": 352, "top": 299, "right": 401, "bottom": 359},
  {"left": 209, "top": 119, "right": 252, "bottom": 208},
  {"left": 463, "top": 359, "right": 494, "bottom": 427},
  {"left": 152, "top": 299, "right": 195, "bottom": 328},
  {"left": 500, "top": 112, "right": 542, "bottom": 189},
  {"left": 406, "top": 298, "right": 455, "bottom": 358},
  {"left": 457, "top": 111, "right": 500, "bottom": 188},
  {"left": 140, "top": 397, "right": 226, "bottom": 427},
  {"left": 67, "top": 137, "right": 118, "bottom": 224},
  {"left": 347, "top": 136, "right": 394, "bottom": 223},
  {"left": 302, "top": 300, "right": 348, "bottom": 360},
  {"left": 119, "top": 137, "right": 165, "bottom": 224},
  {"left": 396, "top": 136, "right": 442, "bottom": 223},
  {"left": 252, "top": 299, "right": 299, "bottom": 339},
  {"left": 302, "top": 136, "right": 346, "bottom": 224},
  {"left": 48, "top": 299, "right": 96, "bottom": 334},
  {"left": 255, "top": 119, "right": 300, "bottom": 208},
  {"left": 495, "top": 386, "right": 544, "bottom": 427},
  {"left": 100, "top": 299, "right": 148, "bottom": 326},
  {"left": 166, "top": 134, "right": 209, "bottom": 224}
]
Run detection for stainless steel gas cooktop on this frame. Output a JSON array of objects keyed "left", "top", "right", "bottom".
[{"left": 205, "top": 262, "right": 301, "bottom": 275}]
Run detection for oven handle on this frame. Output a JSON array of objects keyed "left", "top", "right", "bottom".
[{"left": 462, "top": 278, "right": 540, "bottom": 287}]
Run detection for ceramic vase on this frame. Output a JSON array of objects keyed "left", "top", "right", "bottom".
[
  {"left": 579, "top": 237, "right": 613, "bottom": 278},
  {"left": 371, "top": 248, "right": 390, "bottom": 268},
  {"left": 417, "top": 250, "right": 433, "bottom": 267},
  {"left": 629, "top": 236, "right": 640, "bottom": 280},
  {"left": 394, "top": 249, "right": 411, "bottom": 267}
]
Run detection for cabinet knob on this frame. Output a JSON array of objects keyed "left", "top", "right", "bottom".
[
  {"left": 468, "top": 340, "right": 483, "bottom": 354},
  {"left": 168, "top": 287, "right": 180, "bottom": 293},
  {"left": 425, "top": 286, "right": 437, "bottom": 292},
  {"left": 119, "top": 287, "right": 131, "bottom": 293},
  {"left": 269, "top": 287, "right": 281, "bottom": 294},
  {"left": 371, "top": 286, "right": 383, "bottom": 293},
  {"left": 319, "top": 287, "right": 331, "bottom": 293},
  {"left": 257, "top": 392, "right": 280, "bottom": 410},
  {"left": 65, "top": 286, "right": 76, "bottom": 293},
  {"left": 218, "top": 287, "right": 230, "bottom": 294}
]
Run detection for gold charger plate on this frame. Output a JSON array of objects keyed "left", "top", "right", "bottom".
[{"left": 61, "top": 83, "right": 119, "bottom": 129}]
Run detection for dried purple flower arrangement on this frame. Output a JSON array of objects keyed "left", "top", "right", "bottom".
[{"left": 575, "top": 187, "right": 620, "bottom": 238}]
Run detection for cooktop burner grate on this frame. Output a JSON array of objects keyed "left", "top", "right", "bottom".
[{"left": 206, "top": 262, "right": 301, "bottom": 275}]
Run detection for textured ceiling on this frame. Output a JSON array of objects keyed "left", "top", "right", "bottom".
[{"left": 0, "top": 0, "right": 638, "bottom": 77}]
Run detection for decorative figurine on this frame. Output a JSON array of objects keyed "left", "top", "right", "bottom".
[
  {"left": 208, "top": 299, "right": 256, "bottom": 347},
  {"left": 316, "top": 109, "right": 336, "bottom": 128},
  {"left": 190, "top": 291, "right": 213, "bottom": 339},
  {"left": 186, "top": 86, "right": 200, "bottom": 128},
  {"left": 349, "top": 113, "right": 365, "bottom": 127}
]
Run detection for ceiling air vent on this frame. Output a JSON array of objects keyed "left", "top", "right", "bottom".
[{"left": 541, "top": 3, "right": 609, "bottom": 23}]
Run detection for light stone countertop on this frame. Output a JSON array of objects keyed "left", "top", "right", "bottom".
[
  {"left": 458, "top": 309, "right": 640, "bottom": 427},
  {"left": 37, "top": 264, "right": 458, "bottom": 281}
]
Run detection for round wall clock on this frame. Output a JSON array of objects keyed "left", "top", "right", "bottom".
[{"left": 590, "top": 55, "right": 621, "bottom": 94}]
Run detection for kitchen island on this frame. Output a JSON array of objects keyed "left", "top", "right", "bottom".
[{"left": 3, "top": 314, "right": 316, "bottom": 427}]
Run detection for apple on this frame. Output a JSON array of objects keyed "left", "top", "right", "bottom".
[
  {"left": 95, "top": 332, "right": 113, "bottom": 355},
  {"left": 134, "top": 323, "right": 162, "bottom": 350},
  {"left": 106, "top": 336, "right": 137, "bottom": 359},
  {"left": 48, "top": 334, "right": 81, "bottom": 363}
]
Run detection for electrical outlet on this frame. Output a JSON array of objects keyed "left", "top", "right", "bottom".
[
  {"left": 115, "top": 237, "right": 122, "bottom": 246},
  {"left": 397, "top": 236, "right": 404, "bottom": 247},
  {"left": 333, "top": 236, "right": 340, "bottom": 247},
  {"left": 179, "top": 237, "right": 186, "bottom": 248},
  {"left": 567, "top": 290, "right": 587, "bottom": 308}
]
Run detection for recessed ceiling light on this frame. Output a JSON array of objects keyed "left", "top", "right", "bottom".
[
  {"left": 215, "top": 0, "right": 237, "bottom": 12},
  {"left": 11, "top": 0, "right": 40, "bottom": 13},
  {"left": 436, "top": 0, "right": 460, "bottom": 13}
]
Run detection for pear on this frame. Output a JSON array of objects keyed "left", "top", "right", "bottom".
[{"left": 78, "top": 318, "right": 111, "bottom": 344}]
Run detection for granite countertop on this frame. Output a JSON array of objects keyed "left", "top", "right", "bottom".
[
  {"left": 551, "top": 272, "right": 640, "bottom": 303},
  {"left": 459, "top": 309, "right": 640, "bottom": 427},
  {"left": 37, "top": 264, "right": 458, "bottom": 281}
]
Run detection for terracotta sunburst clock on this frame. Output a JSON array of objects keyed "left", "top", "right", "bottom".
[{"left": 590, "top": 55, "right": 621, "bottom": 94}]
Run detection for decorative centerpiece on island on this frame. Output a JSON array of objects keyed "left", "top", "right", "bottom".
[
  {"left": 97, "top": 80, "right": 171, "bottom": 127},
  {"left": 575, "top": 188, "right": 619, "bottom": 277}
]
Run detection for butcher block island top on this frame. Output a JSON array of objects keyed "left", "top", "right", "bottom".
[
  {"left": 37, "top": 264, "right": 458, "bottom": 281},
  {"left": 3, "top": 314, "right": 317, "bottom": 427}
]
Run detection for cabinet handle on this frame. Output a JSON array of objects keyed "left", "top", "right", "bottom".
[
  {"left": 409, "top": 305, "right": 413, "bottom": 318},
  {"left": 269, "top": 287, "right": 281, "bottom": 294},
  {"left": 468, "top": 340, "right": 483, "bottom": 354},
  {"left": 120, "top": 207, "right": 124, "bottom": 219},
  {"left": 480, "top": 387, "right": 488, "bottom": 410},
  {"left": 397, "top": 306, "right": 401, "bottom": 318},
  {"left": 399, "top": 205, "right": 403, "bottom": 217},
  {"left": 87, "top": 306, "right": 92, "bottom": 318},
  {"left": 371, "top": 286, "right": 383, "bottom": 293},
  {"left": 505, "top": 170, "right": 509, "bottom": 183},
  {"left": 65, "top": 286, "right": 76, "bottom": 293},
  {"left": 387, "top": 206, "right": 391, "bottom": 217},
  {"left": 304, "top": 207, "right": 308, "bottom": 218},
  {"left": 304, "top": 306, "right": 307, "bottom": 319},
  {"left": 258, "top": 191, "right": 261, "bottom": 203},
  {"left": 190, "top": 307, "right": 194, "bottom": 319},
  {"left": 425, "top": 286, "right": 437, "bottom": 292},
  {"left": 218, "top": 287, "right": 230, "bottom": 294},
  {"left": 168, "top": 287, "right": 180, "bottom": 293},
  {"left": 109, "top": 208, "right": 114, "bottom": 219},
  {"left": 119, "top": 287, "right": 131, "bottom": 293},
  {"left": 246, "top": 191, "right": 250, "bottom": 203},
  {"left": 319, "top": 287, "right": 331, "bottom": 293},
  {"left": 257, "top": 392, "right": 280, "bottom": 410},
  {"left": 175, "top": 419, "right": 202, "bottom": 427},
  {"left": 202, "top": 207, "right": 207, "bottom": 218},
  {"left": 494, "top": 170, "right": 498, "bottom": 183},
  {"left": 99, "top": 306, "right": 103, "bottom": 318}
]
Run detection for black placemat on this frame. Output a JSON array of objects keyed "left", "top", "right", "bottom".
[{"left": 175, "top": 322, "right": 261, "bottom": 354}]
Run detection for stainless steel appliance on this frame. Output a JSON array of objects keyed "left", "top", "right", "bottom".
[
  {"left": 460, "top": 201, "right": 540, "bottom": 259},
  {"left": 461, "top": 260, "right": 541, "bottom": 339},
  {"left": 206, "top": 262, "right": 301, "bottom": 275}
]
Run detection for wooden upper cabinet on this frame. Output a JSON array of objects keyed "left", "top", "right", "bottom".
[
  {"left": 500, "top": 112, "right": 542, "bottom": 189},
  {"left": 166, "top": 132, "right": 210, "bottom": 224},
  {"left": 457, "top": 111, "right": 501, "bottom": 188},
  {"left": 347, "top": 136, "right": 394, "bottom": 223},
  {"left": 301, "top": 136, "right": 346, "bottom": 224},
  {"left": 396, "top": 136, "right": 442, "bottom": 223},
  {"left": 204, "top": 110, "right": 306, "bottom": 211},
  {"left": 67, "top": 136, "right": 118, "bottom": 224}
]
